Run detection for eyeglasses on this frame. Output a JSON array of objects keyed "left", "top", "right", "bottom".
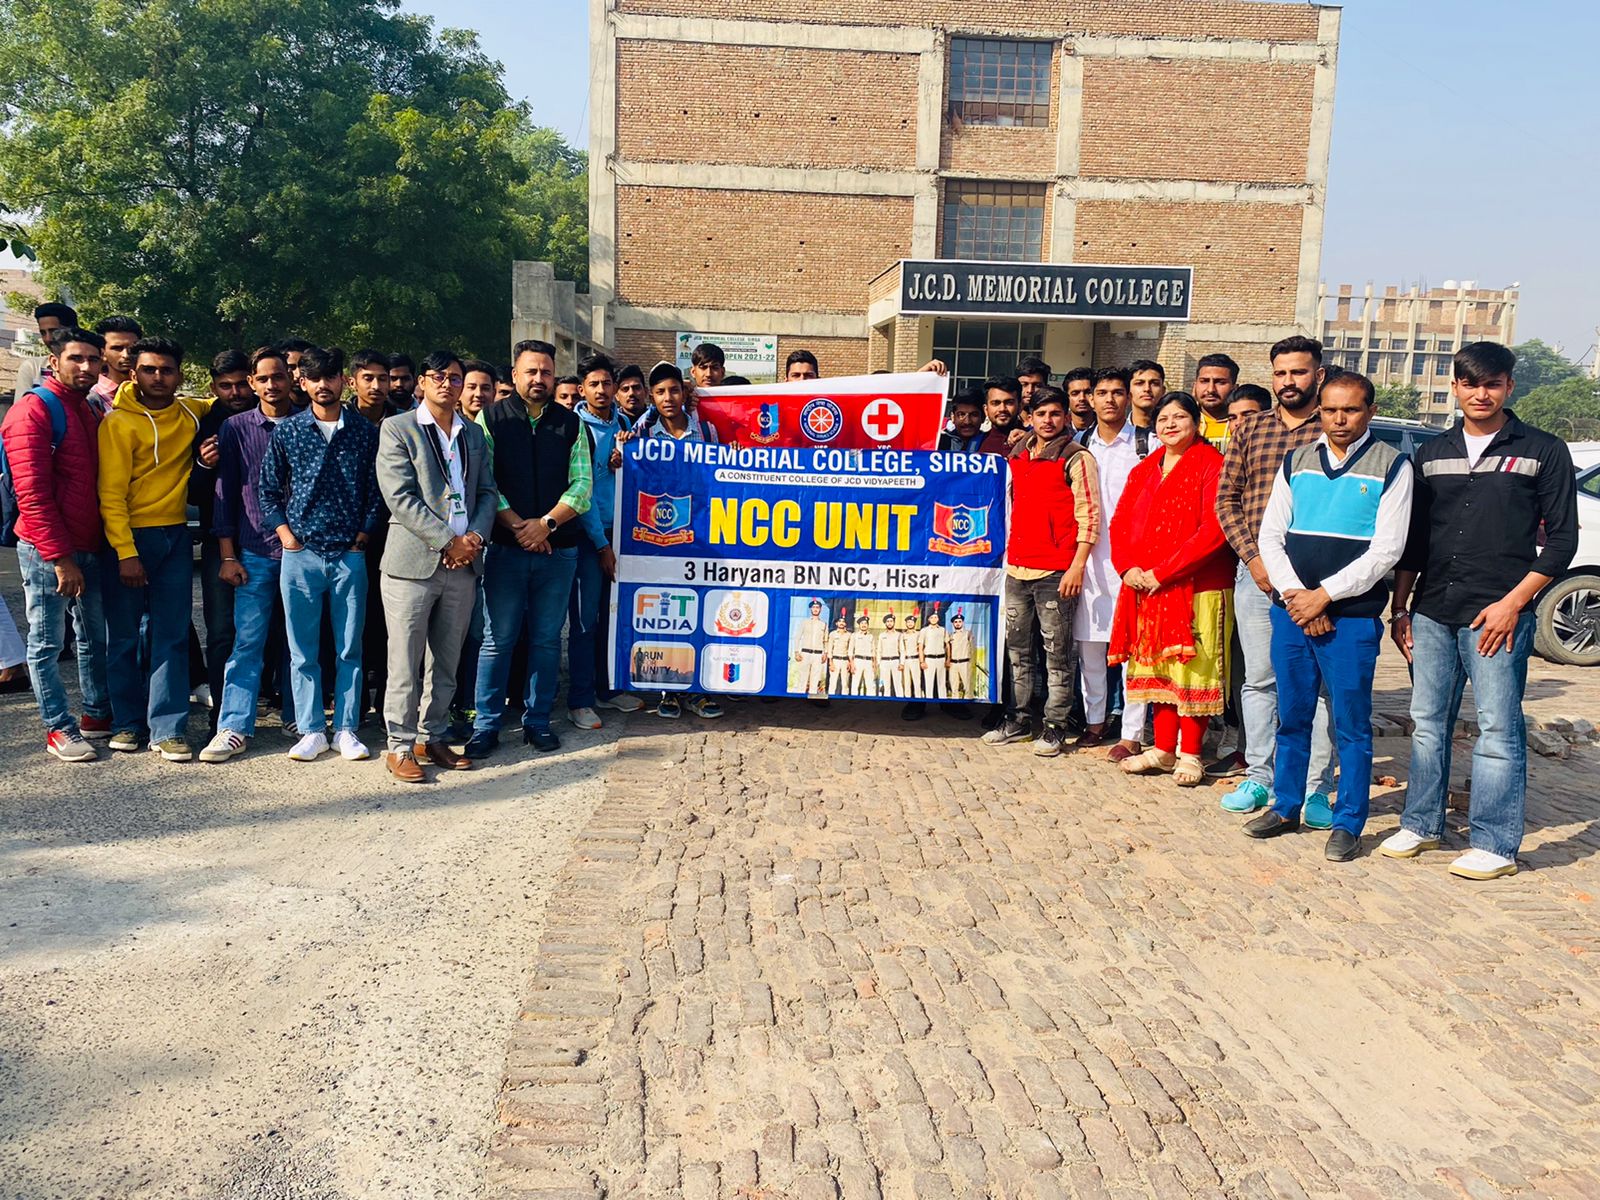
[{"left": 425, "top": 371, "right": 465, "bottom": 389}]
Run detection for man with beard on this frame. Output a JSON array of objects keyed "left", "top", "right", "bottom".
[
  {"left": 1015, "top": 356, "right": 1052, "bottom": 409},
  {"left": 1193, "top": 353, "right": 1239, "bottom": 453},
  {"left": 614, "top": 363, "right": 649, "bottom": 423},
  {"left": 1214, "top": 335, "right": 1338, "bottom": 821},
  {"left": 979, "top": 375, "right": 1024, "bottom": 454},
  {"left": 1062, "top": 367, "right": 1095, "bottom": 433},
  {"left": 387, "top": 353, "right": 418, "bottom": 412}
]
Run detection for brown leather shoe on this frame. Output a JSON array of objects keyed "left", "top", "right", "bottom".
[
  {"left": 385, "top": 750, "right": 426, "bottom": 783},
  {"left": 418, "top": 742, "right": 472, "bottom": 771}
]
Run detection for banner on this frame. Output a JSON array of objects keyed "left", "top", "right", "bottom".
[
  {"left": 675, "top": 331, "right": 779, "bottom": 383},
  {"left": 609, "top": 437, "right": 1006, "bottom": 704},
  {"left": 691, "top": 371, "right": 948, "bottom": 451}
]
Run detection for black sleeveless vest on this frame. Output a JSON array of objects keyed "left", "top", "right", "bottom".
[{"left": 481, "top": 395, "right": 583, "bottom": 549}]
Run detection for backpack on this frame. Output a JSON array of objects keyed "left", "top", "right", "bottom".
[
  {"left": 0, "top": 387, "right": 70, "bottom": 547},
  {"left": 1078, "top": 423, "right": 1150, "bottom": 457}
]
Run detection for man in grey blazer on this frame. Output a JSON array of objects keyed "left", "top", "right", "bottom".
[{"left": 376, "top": 350, "right": 499, "bottom": 782}]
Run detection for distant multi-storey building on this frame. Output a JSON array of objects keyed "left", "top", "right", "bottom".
[
  {"left": 588, "top": 0, "right": 1342, "bottom": 391},
  {"left": 1317, "top": 281, "right": 1519, "bottom": 426}
]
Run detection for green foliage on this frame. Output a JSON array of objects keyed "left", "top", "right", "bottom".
[
  {"left": 0, "top": 0, "right": 588, "bottom": 358},
  {"left": 1515, "top": 376, "right": 1600, "bottom": 441},
  {"left": 1509, "top": 339, "right": 1585, "bottom": 395},
  {"left": 1374, "top": 382, "right": 1421, "bottom": 422},
  {"left": 0, "top": 218, "right": 34, "bottom": 260}
]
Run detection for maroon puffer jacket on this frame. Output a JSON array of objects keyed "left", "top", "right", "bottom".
[{"left": 0, "top": 378, "right": 104, "bottom": 560}]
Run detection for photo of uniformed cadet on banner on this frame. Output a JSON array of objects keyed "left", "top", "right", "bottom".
[{"left": 783, "top": 596, "right": 994, "bottom": 700}]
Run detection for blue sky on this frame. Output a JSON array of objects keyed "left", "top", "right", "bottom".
[{"left": 405, "top": 0, "right": 1599, "bottom": 367}]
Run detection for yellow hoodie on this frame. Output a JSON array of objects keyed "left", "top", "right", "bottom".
[{"left": 98, "top": 380, "right": 214, "bottom": 559}]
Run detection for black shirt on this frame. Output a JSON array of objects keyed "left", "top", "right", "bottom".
[{"left": 1399, "top": 412, "right": 1578, "bottom": 625}]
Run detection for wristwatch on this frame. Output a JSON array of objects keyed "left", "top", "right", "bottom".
[{"left": 542, "top": 516, "right": 559, "bottom": 534}]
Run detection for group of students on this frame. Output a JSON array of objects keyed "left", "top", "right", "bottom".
[
  {"left": 0, "top": 300, "right": 752, "bottom": 781},
  {"left": 976, "top": 338, "right": 1577, "bottom": 879},
  {"left": 1, "top": 307, "right": 1580, "bottom": 876}
]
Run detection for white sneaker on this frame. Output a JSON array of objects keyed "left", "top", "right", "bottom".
[
  {"left": 596, "top": 693, "right": 644, "bottom": 713},
  {"left": 199, "top": 729, "right": 249, "bottom": 763},
  {"left": 190, "top": 683, "right": 213, "bottom": 709},
  {"left": 333, "top": 730, "right": 370, "bottom": 761},
  {"left": 288, "top": 730, "right": 329, "bottom": 761},
  {"left": 1378, "top": 828, "right": 1441, "bottom": 859},
  {"left": 567, "top": 706, "right": 603, "bottom": 730},
  {"left": 1449, "top": 849, "right": 1518, "bottom": 880}
]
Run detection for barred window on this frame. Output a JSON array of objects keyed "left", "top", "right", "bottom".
[
  {"left": 932, "top": 320, "right": 1047, "bottom": 395},
  {"left": 949, "top": 38, "right": 1053, "bottom": 128},
  {"left": 941, "top": 181, "right": 1047, "bottom": 262}
]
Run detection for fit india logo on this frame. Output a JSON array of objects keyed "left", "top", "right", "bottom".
[
  {"left": 928, "top": 502, "right": 993, "bottom": 557},
  {"left": 633, "top": 588, "right": 698, "bottom": 634},
  {"left": 799, "top": 397, "right": 844, "bottom": 443},
  {"left": 750, "top": 402, "right": 782, "bottom": 445},
  {"left": 634, "top": 491, "right": 695, "bottom": 546}
]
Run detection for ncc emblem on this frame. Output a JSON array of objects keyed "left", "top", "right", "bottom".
[
  {"left": 750, "top": 402, "right": 782, "bottom": 445},
  {"left": 633, "top": 492, "right": 694, "bottom": 546},
  {"left": 799, "top": 397, "right": 844, "bottom": 443},
  {"left": 928, "top": 502, "right": 993, "bottom": 557}
]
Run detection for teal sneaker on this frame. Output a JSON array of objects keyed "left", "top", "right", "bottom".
[
  {"left": 1303, "top": 791, "right": 1334, "bottom": 830},
  {"left": 1220, "top": 780, "right": 1270, "bottom": 813}
]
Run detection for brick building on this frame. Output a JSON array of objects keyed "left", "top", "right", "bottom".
[
  {"left": 1317, "top": 281, "right": 1519, "bottom": 427},
  {"left": 587, "top": 0, "right": 1341, "bottom": 391}
]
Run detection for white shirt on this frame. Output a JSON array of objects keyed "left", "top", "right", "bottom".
[
  {"left": 1075, "top": 421, "right": 1145, "bottom": 642},
  {"left": 314, "top": 412, "right": 343, "bottom": 443},
  {"left": 1258, "top": 431, "right": 1415, "bottom": 603},
  {"left": 1463, "top": 429, "right": 1495, "bottom": 467},
  {"left": 417, "top": 403, "right": 470, "bottom": 537}
]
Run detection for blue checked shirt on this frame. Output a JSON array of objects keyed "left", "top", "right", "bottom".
[{"left": 258, "top": 407, "right": 382, "bottom": 559}]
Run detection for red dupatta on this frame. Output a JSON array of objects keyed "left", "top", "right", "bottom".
[{"left": 1106, "top": 441, "right": 1223, "bottom": 667}]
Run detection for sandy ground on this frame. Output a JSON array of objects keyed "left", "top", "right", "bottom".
[{"left": 0, "top": 560, "right": 614, "bottom": 1199}]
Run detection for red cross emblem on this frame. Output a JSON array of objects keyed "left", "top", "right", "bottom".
[{"left": 862, "top": 398, "right": 904, "bottom": 442}]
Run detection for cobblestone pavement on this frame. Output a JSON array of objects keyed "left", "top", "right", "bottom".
[{"left": 486, "top": 660, "right": 1600, "bottom": 1199}]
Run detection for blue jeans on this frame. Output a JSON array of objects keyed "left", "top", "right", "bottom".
[
  {"left": 280, "top": 549, "right": 367, "bottom": 735},
  {"left": 475, "top": 544, "right": 578, "bottom": 733},
  {"left": 1235, "top": 562, "right": 1337, "bottom": 791},
  {"left": 1269, "top": 607, "right": 1381, "bottom": 835},
  {"left": 103, "top": 525, "right": 192, "bottom": 741},
  {"left": 1401, "top": 611, "right": 1534, "bottom": 859},
  {"left": 217, "top": 550, "right": 296, "bottom": 736},
  {"left": 18, "top": 540, "right": 111, "bottom": 733},
  {"left": 566, "top": 541, "right": 606, "bottom": 710}
]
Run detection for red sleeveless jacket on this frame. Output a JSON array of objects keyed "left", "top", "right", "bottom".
[{"left": 1007, "top": 446, "right": 1081, "bottom": 570}]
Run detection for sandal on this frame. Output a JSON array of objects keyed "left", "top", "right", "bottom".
[
  {"left": 1120, "top": 748, "right": 1176, "bottom": 775},
  {"left": 1173, "top": 753, "right": 1206, "bottom": 787}
]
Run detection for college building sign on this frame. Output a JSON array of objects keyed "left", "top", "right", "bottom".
[{"left": 896, "top": 259, "right": 1193, "bottom": 322}]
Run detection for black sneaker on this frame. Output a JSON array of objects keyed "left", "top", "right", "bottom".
[
  {"left": 1032, "top": 724, "right": 1066, "bottom": 757},
  {"left": 463, "top": 731, "right": 498, "bottom": 759},
  {"left": 982, "top": 716, "right": 1033, "bottom": 745}
]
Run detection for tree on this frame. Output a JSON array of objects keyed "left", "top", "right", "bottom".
[
  {"left": 1510, "top": 339, "right": 1584, "bottom": 395},
  {"left": 1514, "top": 376, "right": 1600, "bottom": 441},
  {"left": 0, "top": 0, "right": 585, "bottom": 357},
  {"left": 1374, "top": 381, "right": 1421, "bottom": 421},
  {"left": 508, "top": 124, "right": 590, "bottom": 289}
]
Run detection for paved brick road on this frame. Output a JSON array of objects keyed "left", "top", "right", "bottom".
[{"left": 486, "top": 661, "right": 1600, "bottom": 1199}]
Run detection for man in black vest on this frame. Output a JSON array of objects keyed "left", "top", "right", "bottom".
[{"left": 464, "top": 339, "right": 593, "bottom": 756}]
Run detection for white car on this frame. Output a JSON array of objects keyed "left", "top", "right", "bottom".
[{"left": 1534, "top": 462, "right": 1600, "bottom": 666}]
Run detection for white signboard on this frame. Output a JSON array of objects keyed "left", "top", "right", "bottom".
[{"left": 675, "top": 331, "right": 779, "bottom": 384}]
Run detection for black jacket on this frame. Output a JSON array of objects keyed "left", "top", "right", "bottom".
[{"left": 1399, "top": 412, "right": 1578, "bottom": 624}]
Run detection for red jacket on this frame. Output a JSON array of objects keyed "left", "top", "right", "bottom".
[{"left": 0, "top": 378, "right": 104, "bottom": 560}]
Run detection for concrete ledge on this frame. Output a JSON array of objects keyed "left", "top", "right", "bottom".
[
  {"left": 613, "top": 160, "right": 924, "bottom": 197},
  {"left": 613, "top": 12, "right": 936, "bottom": 53},
  {"left": 1071, "top": 36, "right": 1324, "bottom": 63}
]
